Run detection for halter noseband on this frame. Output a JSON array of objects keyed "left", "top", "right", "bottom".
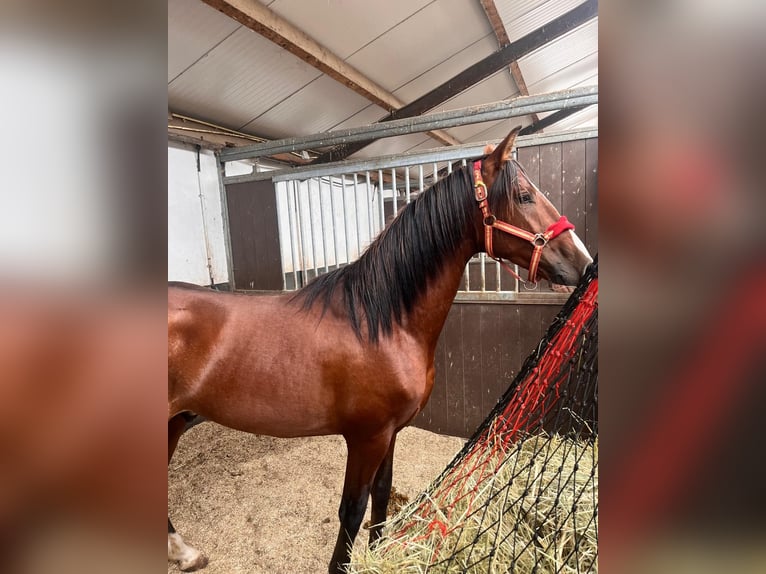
[{"left": 473, "top": 160, "right": 574, "bottom": 288}]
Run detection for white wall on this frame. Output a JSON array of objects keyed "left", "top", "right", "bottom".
[{"left": 167, "top": 143, "right": 229, "bottom": 285}]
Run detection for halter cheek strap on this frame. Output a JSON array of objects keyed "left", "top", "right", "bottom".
[{"left": 473, "top": 160, "right": 574, "bottom": 286}]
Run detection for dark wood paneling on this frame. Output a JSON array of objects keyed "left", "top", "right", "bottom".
[
  {"left": 562, "top": 139, "right": 587, "bottom": 242},
  {"left": 480, "top": 305, "right": 504, "bottom": 418},
  {"left": 462, "top": 305, "right": 484, "bottom": 433},
  {"left": 585, "top": 138, "right": 598, "bottom": 254},
  {"left": 539, "top": 142, "right": 563, "bottom": 212},
  {"left": 414, "top": 301, "right": 566, "bottom": 438},
  {"left": 225, "top": 180, "right": 283, "bottom": 290}
]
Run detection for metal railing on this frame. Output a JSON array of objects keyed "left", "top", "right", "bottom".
[{"left": 255, "top": 128, "right": 596, "bottom": 300}]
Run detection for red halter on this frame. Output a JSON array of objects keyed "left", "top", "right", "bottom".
[{"left": 473, "top": 160, "right": 574, "bottom": 287}]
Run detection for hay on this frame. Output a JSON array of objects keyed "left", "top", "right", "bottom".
[{"left": 349, "top": 434, "right": 597, "bottom": 574}]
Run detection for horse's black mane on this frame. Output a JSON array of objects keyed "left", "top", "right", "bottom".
[{"left": 291, "top": 160, "right": 519, "bottom": 343}]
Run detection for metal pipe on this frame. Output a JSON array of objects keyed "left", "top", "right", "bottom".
[
  {"left": 284, "top": 180, "right": 299, "bottom": 290},
  {"left": 377, "top": 169, "right": 385, "bottom": 231},
  {"left": 306, "top": 177, "right": 319, "bottom": 279},
  {"left": 391, "top": 169, "right": 397, "bottom": 217},
  {"left": 404, "top": 169, "right": 410, "bottom": 204},
  {"left": 365, "top": 171, "right": 373, "bottom": 244},
  {"left": 341, "top": 175, "right": 352, "bottom": 264},
  {"left": 328, "top": 176, "right": 340, "bottom": 269},
  {"left": 418, "top": 164, "right": 424, "bottom": 200},
  {"left": 224, "top": 128, "right": 598, "bottom": 184},
  {"left": 317, "top": 177, "right": 329, "bottom": 274},
  {"left": 294, "top": 181, "right": 308, "bottom": 288},
  {"left": 219, "top": 88, "right": 597, "bottom": 162},
  {"left": 352, "top": 174, "right": 362, "bottom": 257}
]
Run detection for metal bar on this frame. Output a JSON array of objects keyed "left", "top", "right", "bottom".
[
  {"left": 418, "top": 164, "right": 424, "bottom": 200},
  {"left": 352, "top": 174, "right": 362, "bottom": 257},
  {"left": 480, "top": 253, "right": 487, "bottom": 292},
  {"left": 328, "top": 176, "right": 340, "bottom": 269},
  {"left": 432, "top": 162, "right": 438, "bottom": 185},
  {"left": 377, "top": 169, "right": 385, "bottom": 231},
  {"left": 219, "top": 87, "right": 597, "bottom": 162},
  {"left": 519, "top": 105, "right": 590, "bottom": 136},
  {"left": 284, "top": 181, "right": 299, "bottom": 290},
  {"left": 224, "top": 127, "right": 598, "bottom": 184},
  {"left": 391, "top": 169, "right": 397, "bottom": 217},
  {"left": 341, "top": 175, "right": 351, "bottom": 264},
  {"left": 495, "top": 260, "right": 501, "bottom": 292},
  {"left": 454, "top": 292, "right": 569, "bottom": 304},
  {"left": 461, "top": 159, "right": 469, "bottom": 291},
  {"left": 214, "top": 153, "right": 236, "bottom": 289},
  {"left": 404, "top": 169, "right": 410, "bottom": 203},
  {"left": 306, "top": 178, "right": 319, "bottom": 279},
  {"left": 317, "top": 177, "right": 329, "bottom": 274},
  {"left": 294, "top": 181, "right": 308, "bottom": 288},
  {"left": 365, "top": 171, "right": 373, "bottom": 246}
]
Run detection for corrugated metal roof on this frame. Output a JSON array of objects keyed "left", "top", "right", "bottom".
[{"left": 168, "top": 0, "right": 598, "bottom": 158}]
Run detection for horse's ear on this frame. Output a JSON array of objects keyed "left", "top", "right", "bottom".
[
  {"left": 482, "top": 125, "right": 522, "bottom": 186},
  {"left": 490, "top": 125, "right": 522, "bottom": 165}
]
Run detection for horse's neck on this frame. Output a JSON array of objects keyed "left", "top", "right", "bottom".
[{"left": 403, "top": 236, "right": 477, "bottom": 350}]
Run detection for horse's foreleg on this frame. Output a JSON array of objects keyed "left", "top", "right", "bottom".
[
  {"left": 168, "top": 519, "right": 208, "bottom": 572},
  {"left": 168, "top": 414, "right": 208, "bottom": 572},
  {"left": 329, "top": 432, "right": 394, "bottom": 574},
  {"left": 368, "top": 434, "right": 397, "bottom": 545}
]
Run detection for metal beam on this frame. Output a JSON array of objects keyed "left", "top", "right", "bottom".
[
  {"left": 519, "top": 105, "right": 593, "bottom": 136},
  {"left": 311, "top": 0, "right": 598, "bottom": 164},
  {"left": 222, "top": 128, "right": 598, "bottom": 185},
  {"left": 219, "top": 86, "right": 597, "bottom": 162},
  {"left": 200, "top": 0, "right": 459, "bottom": 148},
  {"left": 479, "top": 0, "right": 540, "bottom": 123}
]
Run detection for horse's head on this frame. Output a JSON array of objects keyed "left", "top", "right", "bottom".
[{"left": 474, "top": 126, "right": 593, "bottom": 287}]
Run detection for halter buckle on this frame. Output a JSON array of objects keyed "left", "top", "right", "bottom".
[{"left": 474, "top": 181, "right": 487, "bottom": 201}]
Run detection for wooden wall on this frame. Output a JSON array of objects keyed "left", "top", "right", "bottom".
[{"left": 415, "top": 302, "right": 562, "bottom": 437}]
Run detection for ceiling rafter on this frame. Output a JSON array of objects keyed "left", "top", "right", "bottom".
[
  {"left": 199, "top": 0, "right": 459, "bottom": 148},
  {"left": 310, "top": 0, "right": 598, "bottom": 164},
  {"left": 478, "top": 0, "right": 540, "bottom": 124}
]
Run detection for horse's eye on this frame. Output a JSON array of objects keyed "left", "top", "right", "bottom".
[{"left": 518, "top": 193, "right": 534, "bottom": 204}]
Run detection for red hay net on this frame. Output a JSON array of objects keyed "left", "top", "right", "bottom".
[{"left": 385, "top": 266, "right": 598, "bottom": 563}]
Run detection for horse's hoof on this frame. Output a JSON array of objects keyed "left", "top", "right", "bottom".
[{"left": 179, "top": 553, "right": 208, "bottom": 571}]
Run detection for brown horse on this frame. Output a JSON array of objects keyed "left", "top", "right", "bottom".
[{"left": 167, "top": 126, "right": 592, "bottom": 573}]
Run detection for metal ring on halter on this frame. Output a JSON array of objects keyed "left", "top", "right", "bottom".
[
  {"left": 532, "top": 233, "right": 548, "bottom": 247},
  {"left": 483, "top": 214, "right": 496, "bottom": 226},
  {"left": 522, "top": 279, "right": 538, "bottom": 291}
]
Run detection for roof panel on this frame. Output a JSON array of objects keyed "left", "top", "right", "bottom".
[
  {"left": 495, "top": 0, "right": 585, "bottom": 43},
  {"left": 393, "top": 35, "right": 499, "bottom": 104},
  {"left": 349, "top": 133, "right": 432, "bottom": 160},
  {"left": 327, "top": 104, "right": 387, "bottom": 132},
  {"left": 525, "top": 52, "right": 598, "bottom": 94},
  {"left": 167, "top": 0, "right": 240, "bottom": 83},
  {"left": 346, "top": 0, "right": 493, "bottom": 93},
  {"left": 240, "top": 74, "right": 372, "bottom": 139},
  {"left": 168, "top": 27, "right": 321, "bottom": 129},
  {"left": 517, "top": 19, "right": 597, "bottom": 86},
  {"left": 269, "top": 0, "right": 432, "bottom": 60}
]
